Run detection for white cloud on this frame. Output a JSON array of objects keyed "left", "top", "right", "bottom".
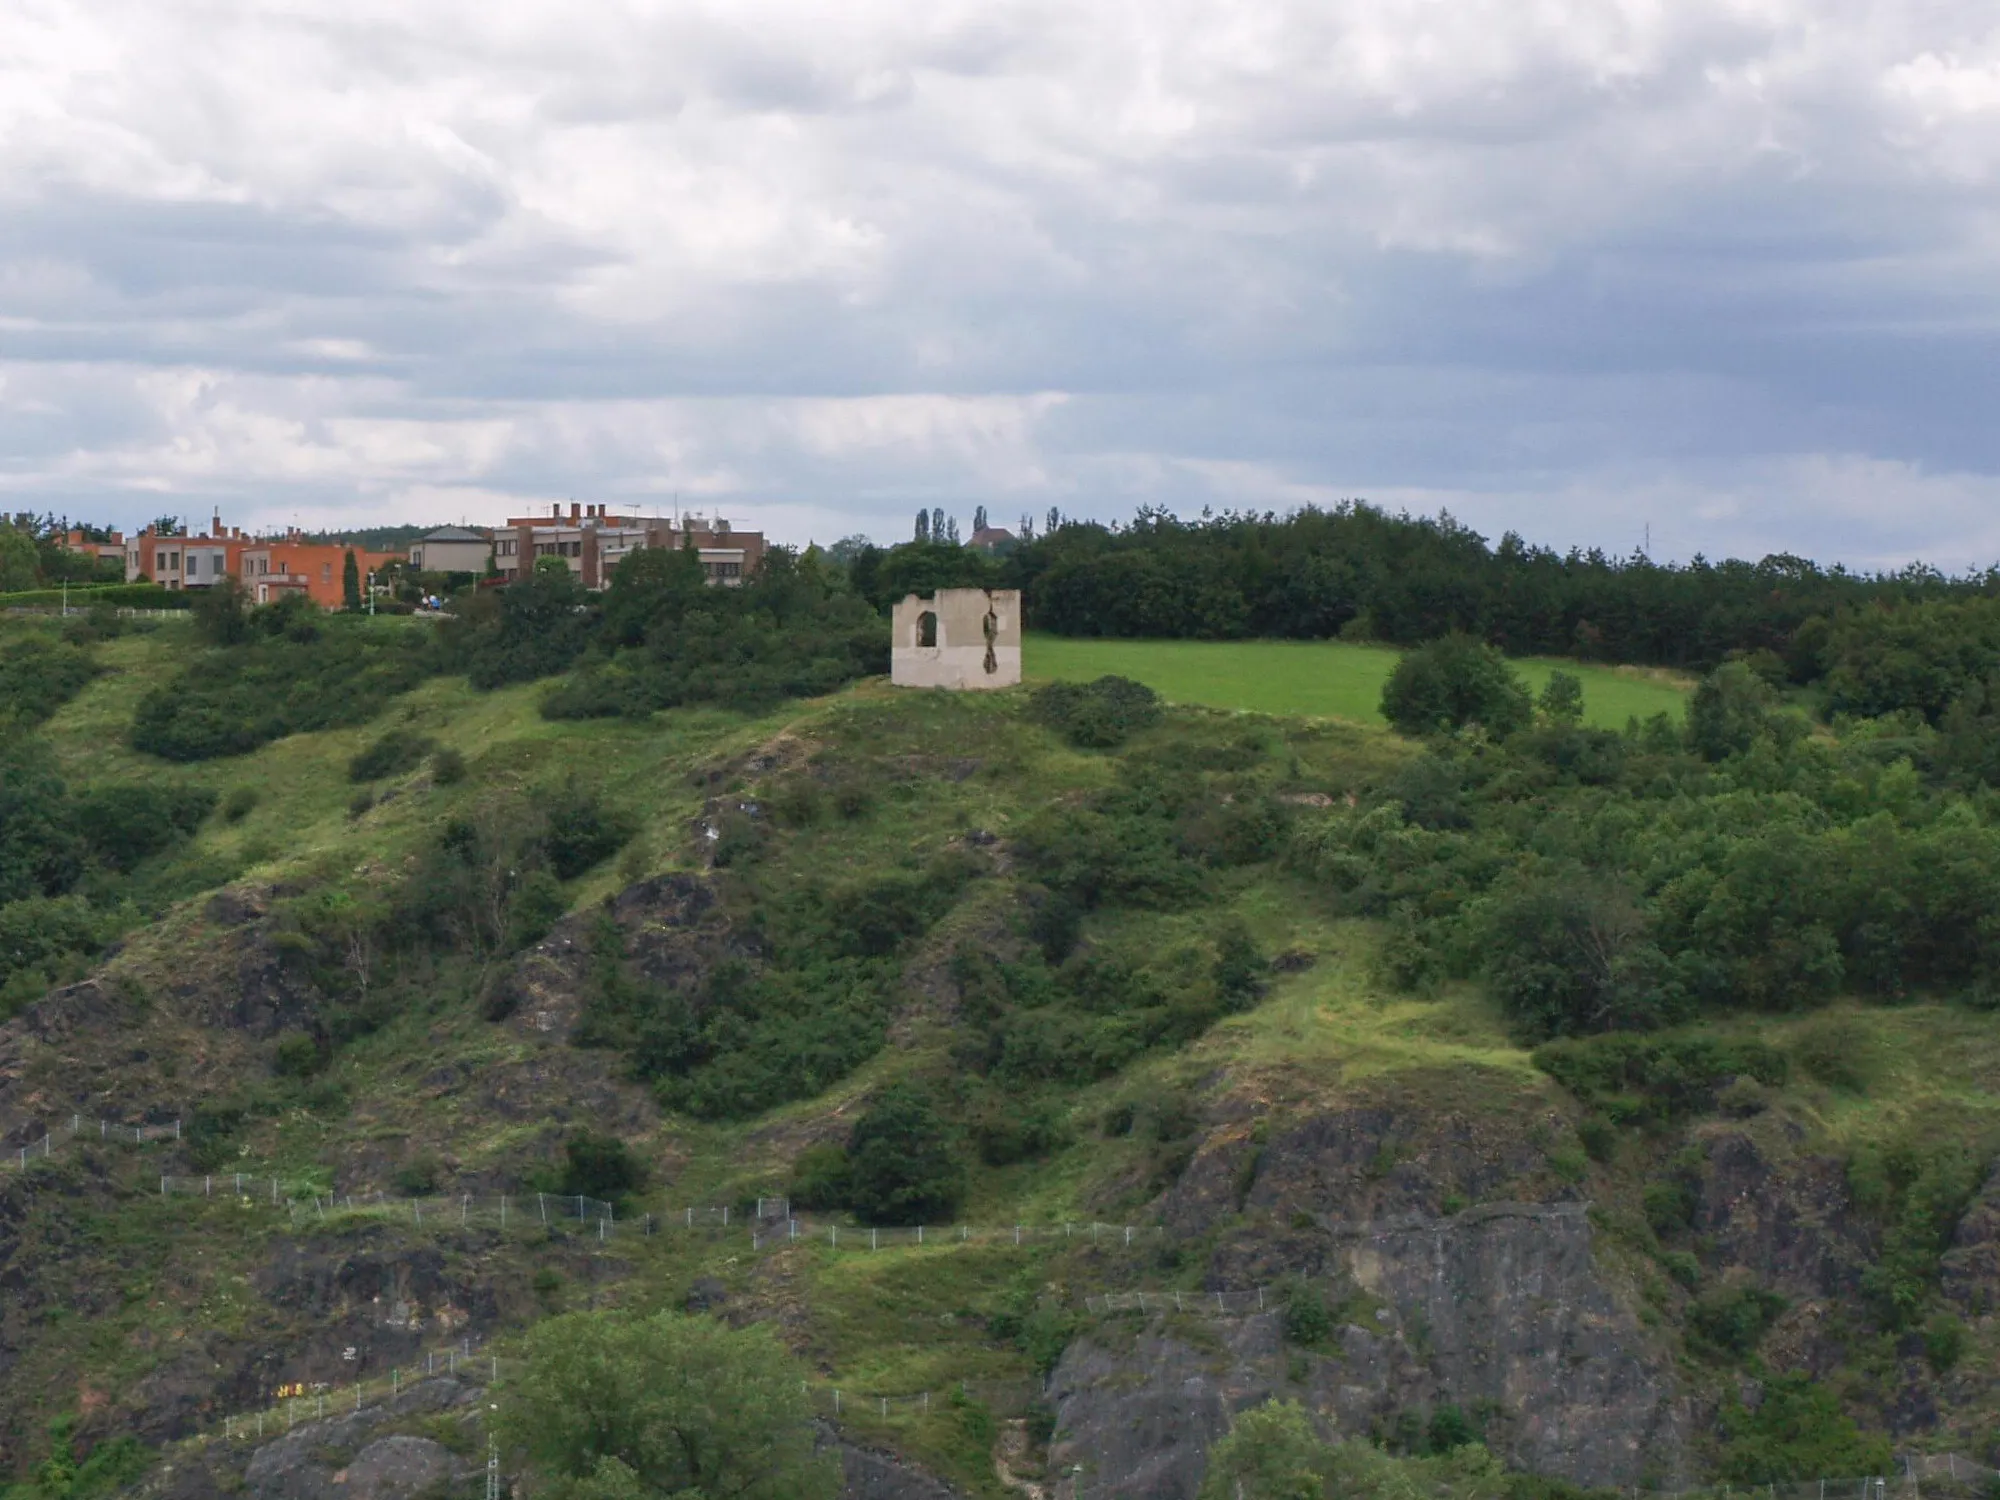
[{"left": 2, "top": 0, "right": 1999, "bottom": 561}]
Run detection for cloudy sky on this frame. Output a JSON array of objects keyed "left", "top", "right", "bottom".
[{"left": 4, "top": 1, "right": 2000, "bottom": 566}]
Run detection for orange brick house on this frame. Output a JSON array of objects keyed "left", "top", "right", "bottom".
[{"left": 238, "top": 533, "right": 404, "bottom": 607}]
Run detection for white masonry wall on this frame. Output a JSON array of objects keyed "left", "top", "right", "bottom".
[{"left": 890, "top": 588, "right": 1023, "bottom": 690}]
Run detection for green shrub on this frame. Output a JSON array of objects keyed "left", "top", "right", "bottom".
[
  {"left": 130, "top": 623, "right": 436, "bottom": 761},
  {"left": 220, "top": 785, "right": 260, "bottom": 823},
  {"left": 348, "top": 728, "right": 436, "bottom": 782},
  {"left": 1031, "top": 675, "right": 1163, "bottom": 749},
  {"left": 1281, "top": 1280, "right": 1333, "bottom": 1347},
  {"left": 431, "top": 745, "right": 468, "bottom": 785},
  {"left": 1925, "top": 1312, "right": 1968, "bottom": 1372},
  {"left": 787, "top": 1144, "right": 854, "bottom": 1210},
  {"left": 505, "top": 869, "right": 567, "bottom": 950},
  {"left": 394, "top": 1154, "right": 441, "bottom": 1195},
  {"left": 1380, "top": 634, "right": 1533, "bottom": 738},
  {"left": 1688, "top": 1284, "right": 1787, "bottom": 1357},
  {"left": 0, "top": 635, "right": 99, "bottom": 725},
  {"left": 971, "top": 1094, "right": 1071, "bottom": 1166},
  {"left": 1577, "top": 1117, "right": 1617, "bottom": 1163},
  {"left": 72, "top": 783, "right": 216, "bottom": 871},
  {"left": 845, "top": 1081, "right": 965, "bottom": 1225},
  {"left": 542, "top": 782, "right": 636, "bottom": 880},
  {"left": 557, "top": 1130, "right": 645, "bottom": 1207},
  {"left": 1716, "top": 1373, "right": 1891, "bottom": 1482},
  {"left": 1532, "top": 1032, "right": 1789, "bottom": 1127},
  {"left": 272, "top": 1031, "right": 323, "bottom": 1078},
  {"left": 1643, "top": 1178, "right": 1698, "bottom": 1236}
]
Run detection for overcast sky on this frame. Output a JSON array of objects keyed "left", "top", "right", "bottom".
[{"left": 5, "top": 1, "right": 2000, "bottom": 566}]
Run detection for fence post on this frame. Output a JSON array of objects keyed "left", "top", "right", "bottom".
[
  {"left": 724, "top": 1205, "right": 730, "bottom": 1226},
  {"left": 1175, "top": 1292, "right": 1183, "bottom": 1312},
  {"left": 1258, "top": 1288, "right": 1265, "bottom": 1311},
  {"left": 160, "top": 1176, "right": 166, "bottom": 1195},
  {"left": 834, "top": 1389, "right": 841, "bottom": 1414},
  {"left": 687, "top": 1206, "right": 693, "bottom": 1227},
  {"left": 492, "top": 1356, "right": 498, "bottom": 1381},
  {"left": 462, "top": 1195, "right": 469, "bottom": 1227},
  {"left": 871, "top": 1228, "right": 878, "bottom": 1251},
  {"left": 961, "top": 1224, "right": 967, "bottom": 1241},
  {"left": 1014, "top": 1225, "right": 1021, "bottom": 1245},
  {"left": 1124, "top": 1226, "right": 1132, "bottom": 1246},
  {"left": 175, "top": 1119, "right": 181, "bottom": 1139},
  {"left": 1216, "top": 1292, "right": 1224, "bottom": 1312},
  {"left": 832, "top": 1225, "right": 838, "bottom": 1248},
  {"left": 881, "top": 1397, "right": 887, "bottom": 1418},
  {"left": 918, "top": 1225, "right": 923, "bottom": 1245},
  {"left": 540, "top": 1193, "right": 547, "bottom": 1224},
  {"left": 393, "top": 1369, "right": 399, "bottom": 1395},
  {"left": 206, "top": 1176, "right": 212, "bottom": 1197},
  {"left": 599, "top": 1217, "right": 606, "bottom": 1243}
]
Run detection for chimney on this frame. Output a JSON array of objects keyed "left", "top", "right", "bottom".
[
  {"left": 212, "top": 508, "right": 222, "bottom": 538},
  {"left": 571, "top": 501, "right": 581, "bottom": 522}
]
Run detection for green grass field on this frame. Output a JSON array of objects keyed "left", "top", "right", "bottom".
[{"left": 1025, "top": 633, "right": 1691, "bottom": 729}]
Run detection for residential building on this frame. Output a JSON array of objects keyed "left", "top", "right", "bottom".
[
  {"left": 408, "top": 526, "right": 493, "bottom": 575},
  {"left": 490, "top": 502, "right": 765, "bottom": 589},
  {"left": 61, "top": 529, "right": 126, "bottom": 567},
  {"left": 124, "top": 512, "right": 257, "bottom": 590},
  {"left": 238, "top": 532, "right": 405, "bottom": 607},
  {"left": 968, "top": 525, "right": 1017, "bottom": 554}
]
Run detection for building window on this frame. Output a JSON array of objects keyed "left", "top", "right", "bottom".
[
  {"left": 322, "top": 564, "right": 332, "bottom": 582},
  {"left": 917, "top": 610, "right": 938, "bottom": 648}
]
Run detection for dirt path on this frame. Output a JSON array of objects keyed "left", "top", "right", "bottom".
[{"left": 995, "top": 1419, "right": 1046, "bottom": 1500}]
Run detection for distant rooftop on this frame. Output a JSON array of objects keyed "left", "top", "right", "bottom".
[{"left": 420, "top": 526, "right": 488, "bottom": 541}]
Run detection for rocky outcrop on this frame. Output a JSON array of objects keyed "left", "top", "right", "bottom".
[
  {"left": 1048, "top": 1203, "right": 1685, "bottom": 1500},
  {"left": 840, "top": 1439, "right": 966, "bottom": 1500},
  {"left": 147, "top": 1378, "right": 479, "bottom": 1500}
]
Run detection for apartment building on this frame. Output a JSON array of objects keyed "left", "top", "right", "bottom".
[{"left": 490, "top": 502, "right": 764, "bottom": 589}]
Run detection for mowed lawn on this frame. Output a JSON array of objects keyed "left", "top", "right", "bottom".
[{"left": 1025, "top": 633, "right": 1691, "bottom": 728}]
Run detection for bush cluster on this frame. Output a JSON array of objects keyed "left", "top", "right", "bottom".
[
  {"left": 1030, "top": 675, "right": 1162, "bottom": 748},
  {"left": 439, "top": 545, "right": 887, "bottom": 716},
  {"left": 132, "top": 617, "right": 437, "bottom": 761}
]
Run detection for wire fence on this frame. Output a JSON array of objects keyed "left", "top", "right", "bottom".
[
  {"left": 150, "top": 1177, "right": 1170, "bottom": 1260},
  {"left": 1647, "top": 1463, "right": 2000, "bottom": 1500},
  {"left": 1, "top": 1114, "right": 181, "bottom": 1173}
]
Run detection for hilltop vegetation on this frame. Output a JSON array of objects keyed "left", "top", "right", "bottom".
[{"left": 0, "top": 512, "right": 1998, "bottom": 1496}]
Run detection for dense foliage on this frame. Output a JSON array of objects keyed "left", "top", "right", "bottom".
[
  {"left": 992, "top": 503, "right": 1995, "bottom": 680},
  {"left": 0, "top": 722, "right": 216, "bottom": 1007},
  {"left": 1296, "top": 651, "right": 2000, "bottom": 1039},
  {"left": 443, "top": 544, "right": 886, "bottom": 715},
  {"left": 0, "top": 634, "right": 99, "bottom": 726},
  {"left": 130, "top": 609, "right": 437, "bottom": 760},
  {"left": 497, "top": 1310, "right": 836, "bottom": 1500},
  {"left": 1030, "top": 675, "right": 1162, "bottom": 748}
]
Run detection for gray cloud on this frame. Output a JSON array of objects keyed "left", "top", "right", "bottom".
[{"left": 3, "top": 0, "right": 2000, "bottom": 565}]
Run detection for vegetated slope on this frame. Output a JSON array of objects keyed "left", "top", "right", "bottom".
[
  {"left": 1025, "top": 632, "right": 1691, "bottom": 728},
  {"left": 0, "top": 627, "right": 1994, "bottom": 1499}
]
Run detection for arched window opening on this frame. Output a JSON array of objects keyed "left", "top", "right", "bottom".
[{"left": 917, "top": 611, "right": 938, "bottom": 648}]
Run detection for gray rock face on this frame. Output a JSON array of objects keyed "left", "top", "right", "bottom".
[
  {"left": 234, "top": 1380, "right": 477, "bottom": 1499},
  {"left": 841, "top": 1440, "right": 966, "bottom": 1500},
  {"left": 1049, "top": 1204, "right": 1685, "bottom": 1500}
]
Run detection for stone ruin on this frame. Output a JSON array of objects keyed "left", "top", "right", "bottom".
[{"left": 890, "top": 587, "right": 1022, "bottom": 690}]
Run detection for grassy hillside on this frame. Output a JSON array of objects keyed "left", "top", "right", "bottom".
[
  {"left": 1025, "top": 633, "right": 1692, "bottom": 728},
  {"left": 0, "top": 617, "right": 1995, "bottom": 1497}
]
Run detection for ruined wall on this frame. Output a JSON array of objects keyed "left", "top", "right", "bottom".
[{"left": 890, "top": 589, "right": 1022, "bottom": 690}]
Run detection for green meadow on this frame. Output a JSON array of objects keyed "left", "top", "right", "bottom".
[{"left": 1024, "top": 632, "right": 1692, "bottom": 728}]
